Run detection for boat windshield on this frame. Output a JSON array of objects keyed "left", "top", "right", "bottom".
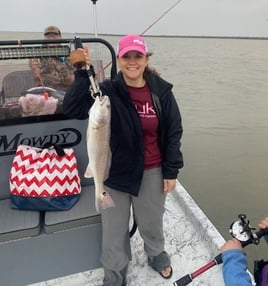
[{"left": 0, "top": 37, "right": 116, "bottom": 125}]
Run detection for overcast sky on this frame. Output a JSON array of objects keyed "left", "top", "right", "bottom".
[{"left": 1, "top": 0, "right": 268, "bottom": 37}]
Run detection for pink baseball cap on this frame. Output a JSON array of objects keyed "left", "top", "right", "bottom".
[{"left": 117, "top": 34, "right": 148, "bottom": 57}]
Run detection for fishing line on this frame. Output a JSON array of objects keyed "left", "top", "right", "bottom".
[
  {"left": 140, "top": 0, "right": 184, "bottom": 36},
  {"left": 103, "top": 0, "right": 184, "bottom": 70}
]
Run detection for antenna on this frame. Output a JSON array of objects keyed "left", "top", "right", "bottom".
[{"left": 90, "top": 0, "right": 98, "bottom": 38}]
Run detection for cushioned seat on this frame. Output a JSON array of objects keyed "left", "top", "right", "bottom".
[
  {"left": 44, "top": 185, "right": 101, "bottom": 234},
  {"left": 0, "top": 199, "right": 41, "bottom": 243},
  {"left": 1, "top": 70, "right": 35, "bottom": 103}
]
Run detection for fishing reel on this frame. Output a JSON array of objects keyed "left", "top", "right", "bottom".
[{"left": 229, "top": 214, "right": 260, "bottom": 245}]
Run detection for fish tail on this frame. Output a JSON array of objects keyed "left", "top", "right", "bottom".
[
  {"left": 95, "top": 191, "right": 115, "bottom": 212},
  {"left": 95, "top": 199, "right": 100, "bottom": 213},
  {"left": 100, "top": 191, "right": 115, "bottom": 210}
]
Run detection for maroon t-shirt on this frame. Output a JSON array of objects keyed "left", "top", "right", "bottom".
[{"left": 127, "top": 84, "right": 162, "bottom": 169}]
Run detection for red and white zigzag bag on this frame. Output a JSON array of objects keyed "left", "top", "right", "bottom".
[{"left": 9, "top": 144, "right": 81, "bottom": 211}]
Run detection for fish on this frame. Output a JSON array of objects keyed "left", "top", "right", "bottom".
[{"left": 84, "top": 95, "right": 115, "bottom": 212}]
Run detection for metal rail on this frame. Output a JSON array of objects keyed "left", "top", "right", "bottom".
[{"left": 0, "top": 37, "right": 117, "bottom": 79}]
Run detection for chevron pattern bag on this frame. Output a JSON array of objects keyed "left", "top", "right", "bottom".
[{"left": 9, "top": 144, "right": 81, "bottom": 211}]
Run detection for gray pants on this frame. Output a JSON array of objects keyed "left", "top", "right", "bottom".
[{"left": 100, "top": 167, "right": 169, "bottom": 286}]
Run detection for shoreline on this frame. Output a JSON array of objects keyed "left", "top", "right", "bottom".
[{"left": 0, "top": 31, "right": 267, "bottom": 41}]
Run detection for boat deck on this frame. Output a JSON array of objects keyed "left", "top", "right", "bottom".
[{"left": 29, "top": 182, "right": 226, "bottom": 286}]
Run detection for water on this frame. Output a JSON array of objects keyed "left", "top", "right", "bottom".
[
  {"left": 1, "top": 32, "right": 268, "bottom": 271},
  {"left": 145, "top": 36, "right": 268, "bottom": 270}
]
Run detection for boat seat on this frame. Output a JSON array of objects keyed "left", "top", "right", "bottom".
[
  {"left": 0, "top": 199, "right": 41, "bottom": 243},
  {"left": 44, "top": 185, "right": 101, "bottom": 234},
  {"left": 1, "top": 70, "right": 35, "bottom": 103}
]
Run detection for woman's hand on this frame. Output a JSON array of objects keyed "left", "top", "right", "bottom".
[
  {"left": 163, "top": 179, "right": 176, "bottom": 193},
  {"left": 70, "top": 46, "right": 91, "bottom": 69}
]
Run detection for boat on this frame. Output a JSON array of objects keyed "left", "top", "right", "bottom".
[
  {"left": 4, "top": 28, "right": 266, "bottom": 286},
  {"left": 0, "top": 34, "right": 229, "bottom": 286}
]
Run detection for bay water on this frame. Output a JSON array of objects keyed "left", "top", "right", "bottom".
[{"left": 147, "top": 36, "right": 268, "bottom": 271}]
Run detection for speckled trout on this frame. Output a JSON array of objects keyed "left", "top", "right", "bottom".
[{"left": 84, "top": 95, "right": 115, "bottom": 212}]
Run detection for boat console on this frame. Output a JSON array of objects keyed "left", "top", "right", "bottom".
[{"left": 0, "top": 37, "right": 117, "bottom": 285}]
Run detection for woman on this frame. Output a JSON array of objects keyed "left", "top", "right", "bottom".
[{"left": 63, "top": 34, "right": 184, "bottom": 286}]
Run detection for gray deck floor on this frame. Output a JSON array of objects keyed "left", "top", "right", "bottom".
[{"left": 28, "top": 182, "right": 226, "bottom": 286}]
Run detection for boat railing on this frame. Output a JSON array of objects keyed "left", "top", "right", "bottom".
[{"left": 0, "top": 37, "right": 117, "bottom": 77}]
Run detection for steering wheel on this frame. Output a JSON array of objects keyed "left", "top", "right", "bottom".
[
  {"left": 26, "top": 86, "right": 56, "bottom": 94},
  {"left": 26, "top": 86, "right": 65, "bottom": 100}
]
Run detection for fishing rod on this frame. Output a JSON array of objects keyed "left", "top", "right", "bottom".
[{"left": 173, "top": 214, "right": 268, "bottom": 286}]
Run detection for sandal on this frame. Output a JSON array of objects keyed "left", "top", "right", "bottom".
[
  {"left": 148, "top": 251, "right": 173, "bottom": 279},
  {"left": 159, "top": 265, "right": 173, "bottom": 279}
]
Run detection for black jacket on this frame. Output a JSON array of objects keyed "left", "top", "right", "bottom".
[{"left": 63, "top": 69, "right": 183, "bottom": 196}]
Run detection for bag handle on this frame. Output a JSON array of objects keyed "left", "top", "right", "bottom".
[{"left": 42, "top": 143, "right": 65, "bottom": 157}]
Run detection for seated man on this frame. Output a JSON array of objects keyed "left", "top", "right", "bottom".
[{"left": 29, "top": 25, "right": 75, "bottom": 93}]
